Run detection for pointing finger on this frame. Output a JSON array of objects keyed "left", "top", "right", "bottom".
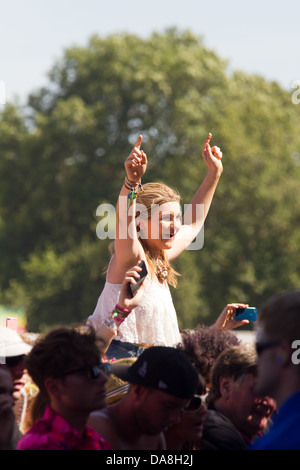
[
  {"left": 205, "top": 133, "right": 212, "bottom": 145},
  {"left": 203, "top": 133, "right": 212, "bottom": 152},
  {"left": 135, "top": 135, "right": 143, "bottom": 149}
]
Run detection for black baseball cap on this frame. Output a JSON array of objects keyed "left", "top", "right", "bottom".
[{"left": 110, "top": 346, "right": 199, "bottom": 399}]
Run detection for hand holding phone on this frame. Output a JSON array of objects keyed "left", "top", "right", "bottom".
[
  {"left": 117, "top": 261, "right": 148, "bottom": 313},
  {"left": 129, "top": 260, "right": 148, "bottom": 296},
  {"left": 234, "top": 307, "right": 257, "bottom": 322}
]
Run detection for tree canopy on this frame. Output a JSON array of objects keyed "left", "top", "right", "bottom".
[{"left": 1, "top": 28, "right": 300, "bottom": 331}]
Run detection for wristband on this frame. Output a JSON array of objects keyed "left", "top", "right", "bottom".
[
  {"left": 124, "top": 177, "right": 143, "bottom": 207},
  {"left": 115, "top": 304, "right": 131, "bottom": 314}
]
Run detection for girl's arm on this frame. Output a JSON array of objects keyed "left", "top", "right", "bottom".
[
  {"left": 167, "top": 133, "right": 223, "bottom": 261},
  {"left": 114, "top": 136, "right": 148, "bottom": 271}
]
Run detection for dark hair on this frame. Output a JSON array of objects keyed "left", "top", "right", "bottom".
[
  {"left": 177, "top": 325, "right": 241, "bottom": 384},
  {"left": 25, "top": 326, "right": 101, "bottom": 403}
]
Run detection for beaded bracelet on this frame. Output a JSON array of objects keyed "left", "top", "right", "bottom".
[
  {"left": 124, "top": 177, "right": 143, "bottom": 208},
  {"left": 108, "top": 305, "right": 131, "bottom": 324},
  {"left": 115, "top": 304, "right": 131, "bottom": 314}
]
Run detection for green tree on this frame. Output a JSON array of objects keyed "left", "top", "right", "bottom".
[{"left": 1, "top": 28, "right": 300, "bottom": 331}]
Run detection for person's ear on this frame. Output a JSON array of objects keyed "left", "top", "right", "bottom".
[
  {"left": 131, "top": 384, "right": 147, "bottom": 404},
  {"left": 219, "top": 376, "right": 233, "bottom": 400},
  {"left": 44, "top": 377, "right": 63, "bottom": 398}
]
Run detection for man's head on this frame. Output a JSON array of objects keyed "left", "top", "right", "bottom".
[
  {"left": 112, "top": 346, "right": 199, "bottom": 434},
  {"left": 255, "top": 290, "right": 300, "bottom": 405},
  {"left": 0, "top": 327, "right": 32, "bottom": 401},
  {"left": 0, "top": 327, "right": 32, "bottom": 360},
  {"left": 25, "top": 327, "right": 108, "bottom": 416},
  {"left": 208, "top": 344, "right": 275, "bottom": 438},
  {"left": 112, "top": 345, "right": 199, "bottom": 398}
]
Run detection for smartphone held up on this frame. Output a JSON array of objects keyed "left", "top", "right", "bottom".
[{"left": 234, "top": 307, "right": 257, "bottom": 322}]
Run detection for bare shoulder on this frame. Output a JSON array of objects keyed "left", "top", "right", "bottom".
[{"left": 87, "top": 408, "right": 120, "bottom": 449}]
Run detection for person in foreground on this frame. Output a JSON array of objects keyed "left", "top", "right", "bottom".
[
  {"left": 248, "top": 290, "right": 300, "bottom": 450},
  {"left": 17, "top": 327, "right": 111, "bottom": 450},
  {"left": 88, "top": 132, "right": 223, "bottom": 358},
  {"left": 87, "top": 345, "right": 199, "bottom": 450}
]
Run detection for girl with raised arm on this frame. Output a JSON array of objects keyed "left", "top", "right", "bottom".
[{"left": 87, "top": 133, "right": 223, "bottom": 359}]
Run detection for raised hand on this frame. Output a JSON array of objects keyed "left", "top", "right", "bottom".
[
  {"left": 202, "top": 133, "right": 223, "bottom": 176},
  {"left": 214, "top": 303, "right": 250, "bottom": 331},
  {"left": 125, "top": 135, "right": 148, "bottom": 183}
]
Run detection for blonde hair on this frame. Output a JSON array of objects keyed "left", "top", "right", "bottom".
[
  {"left": 136, "top": 182, "right": 181, "bottom": 211},
  {"left": 136, "top": 182, "right": 181, "bottom": 287}
]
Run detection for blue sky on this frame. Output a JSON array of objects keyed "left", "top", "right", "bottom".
[{"left": 0, "top": 0, "right": 299, "bottom": 103}]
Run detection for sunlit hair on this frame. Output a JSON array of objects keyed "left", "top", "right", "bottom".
[
  {"left": 136, "top": 182, "right": 181, "bottom": 287},
  {"left": 207, "top": 344, "right": 257, "bottom": 404},
  {"left": 136, "top": 182, "right": 181, "bottom": 212}
]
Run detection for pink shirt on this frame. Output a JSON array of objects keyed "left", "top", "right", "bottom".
[{"left": 17, "top": 406, "right": 111, "bottom": 450}]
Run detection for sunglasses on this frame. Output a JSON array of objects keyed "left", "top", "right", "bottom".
[
  {"left": 65, "top": 362, "right": 111, "bottom": 380},
  {"left": 5, "top": 354, "right": 26, "bottom": 368},
  {"left": 255, "top": 340, "right": 281, "bottom": 356},
  {"left": 183, "top": 394, "right": 205, "bottom": 413}
]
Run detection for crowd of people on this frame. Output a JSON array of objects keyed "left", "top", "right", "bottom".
[
  {"left": 1, "top": 133, "right": 300, "bottom": 451},
  {"left": 1, "top": 285, "right": 300, "bottom": 451}
]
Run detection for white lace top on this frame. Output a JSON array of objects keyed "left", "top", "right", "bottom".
[{"left": 87, "top": 278, "right": 181, "bottom": 346}]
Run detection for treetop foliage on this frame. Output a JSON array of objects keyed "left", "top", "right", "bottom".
[{"left": 1, "top": 28, "right": 299, "bottom": 331}]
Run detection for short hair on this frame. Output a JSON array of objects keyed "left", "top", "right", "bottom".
[
  {"left": 207, "top": 344, "right": 257, "bottom": 404},
  {"left": 25, "top": 327, "right": 101, "bottom": 402},
  {"left": 258, "top": 290, "right": 300, "bottom": 343}
]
